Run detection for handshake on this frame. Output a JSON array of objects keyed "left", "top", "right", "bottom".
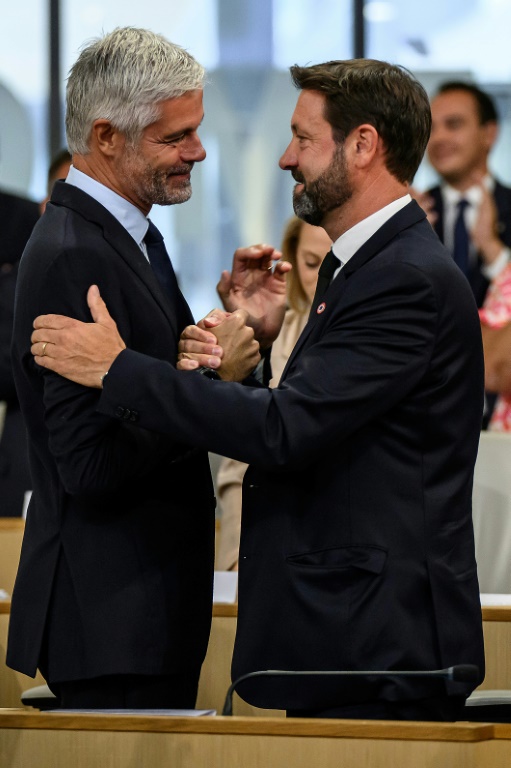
[{"left": 30, "top": 244, "right": 292, "bottom": 389}]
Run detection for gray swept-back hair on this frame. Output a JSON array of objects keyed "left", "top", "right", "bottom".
[{"left": 66, "top": 27, "right": 205, "bottom": 154}]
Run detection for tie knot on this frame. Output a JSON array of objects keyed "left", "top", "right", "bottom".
[
  {"left": 145, "top": 220, "right": 164, "bottom": 245},
  {"left": 318, "top": 249, "right": 341, "bottom": 281},
  {"left": 457, "top": 199, "right": 469, "bottom": 214}
]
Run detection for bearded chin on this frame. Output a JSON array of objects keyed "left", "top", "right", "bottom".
[{"left": 292, "top": 187, "right": 324, "bottom": 226}]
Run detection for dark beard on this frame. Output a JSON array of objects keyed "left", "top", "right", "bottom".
[{"left": 292, "top": 144, "right": 352, "bottom": 225}]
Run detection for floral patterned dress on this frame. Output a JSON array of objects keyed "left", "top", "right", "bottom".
[{"left": 479, "top": 264, "right": 511, "bottom": 431}]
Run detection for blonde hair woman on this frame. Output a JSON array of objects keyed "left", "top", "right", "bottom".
[{"left": 216, "top": 217, "right": 331, "bottom": 570}]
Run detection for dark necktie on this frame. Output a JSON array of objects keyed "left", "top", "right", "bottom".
[
  {"left": 144, "top": 220, "right": 180, "bottom": 303},
  {"left": 453, "top": 199, "right": 470, "bottom": 275},
  {"left": 144, "top": 219, "right": 193, "bottom": 331},
  {"left": 309, "top": 249, "right": 341, "bottom": 319}
]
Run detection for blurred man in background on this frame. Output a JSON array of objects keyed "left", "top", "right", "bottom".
[{"left": 414, "top": 82, "right": 511, "bottom": 308}]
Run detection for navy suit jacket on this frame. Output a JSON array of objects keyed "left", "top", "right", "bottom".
[
  {"left": 98, "top": 201, "right": 485, "bottom": 710},
  {"left": 428, "top": 180, "right": 511, "bottom": 307},
  {"left": 7, "top": 182, "right": 215, "bottom": 682}
]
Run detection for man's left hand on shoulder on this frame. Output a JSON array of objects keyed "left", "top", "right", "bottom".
[{"left": 31, "top": 285, "right": 126, "bottom": 388}]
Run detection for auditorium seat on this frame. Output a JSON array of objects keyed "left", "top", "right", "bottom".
[
  {"left": 463, "top": 689, "right": 511, "bottom": 722},
  {"left": 21, "top": 684, "right": 57, "bottom": 710}
]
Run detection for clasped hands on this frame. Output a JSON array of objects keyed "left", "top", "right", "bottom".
[
  {"left": 30, "top": 243, "right": 290, "bottom": 387},
  {"left": 178, "top": 244, "right": 290, "bottom": 380}
]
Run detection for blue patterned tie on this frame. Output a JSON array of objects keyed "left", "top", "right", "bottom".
[{"left": 453, "top": 199, "right": 470, "bottom": 275}]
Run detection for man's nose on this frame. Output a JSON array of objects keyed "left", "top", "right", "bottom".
[
  {"left": 279, "top": 142, "right": 297, "bottom": 170},
  {"left": 183, "top": 135, "right": 206, "bottom": 163}
]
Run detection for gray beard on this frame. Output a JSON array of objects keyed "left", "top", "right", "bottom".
[{"left": 134, "top": 168, "right": 192, "bottom": 207}]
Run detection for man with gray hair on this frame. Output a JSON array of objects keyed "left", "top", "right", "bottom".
[{"left": 7, "top": 27, "right": 274, "bottom": 709}]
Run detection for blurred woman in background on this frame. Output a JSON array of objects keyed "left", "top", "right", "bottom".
[{"left": 215, "top": 217, "right": 331, "bottom": 570}]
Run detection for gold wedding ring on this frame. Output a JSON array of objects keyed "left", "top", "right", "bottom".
[{"left": 41, "top": 342, "right": 48, "bottom": 356}]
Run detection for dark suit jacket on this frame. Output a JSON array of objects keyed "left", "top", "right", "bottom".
[
  {"left": 7, "top": 182, "right": 215, "bottom": 683},
  {"left": 0, "top": 189, "right": 40, "bottom": 266},
  {"left": 96, "top": 201, "right": 485, "bottom": 711},
  {"left": 0, "top": 191, "right": 40, "bottom": 516},
  {"left": 428, "top": 180, "right": 511, "bottom": 308}
]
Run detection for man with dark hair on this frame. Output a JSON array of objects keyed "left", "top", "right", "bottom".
[
  {"left": 414, "top": 81, "right": 511, "bottom": 308},
  {"left": 438, "top": 81, "right": 498, "bottom": 124},
  {"left": 31, "top": 59, "right": 485, "bottom": 721}
]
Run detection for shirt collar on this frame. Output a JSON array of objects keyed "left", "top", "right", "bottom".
[
  {"left": 442, "top": 174, "right": 494, "bottom": 208},
  {"left": 66, "top": 165, "right": 149, "bottom": 248},
  {"left": 331, "top": 194, "right": 411, "bottom": 267}
]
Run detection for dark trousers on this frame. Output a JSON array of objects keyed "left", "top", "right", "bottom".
[
  {"left": 288, "top": 695, "right": 466, "bottom": 721},
  {"left": 48, "top": 671, "right": 200, "bottom": 709}
]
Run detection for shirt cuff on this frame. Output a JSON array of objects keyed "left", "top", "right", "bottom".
[
  {"left": 482, "top": 247, "right": 510, "bottom": 280},
  {"left": 251, "top": 346, "right": 272, "bottom": 385}
]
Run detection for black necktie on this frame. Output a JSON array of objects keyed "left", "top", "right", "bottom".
[
  {"left": 310, "top": 249, "right": 341, "bottom": 319},
  {"left": 453, "top": 199, "right": 470, "bottom": 275},
  {"left": 144, "top": 220, "right": 181, "bottom": 303},
  {"left": 144, "top": 220, "right": 193, "bottom": 331}
]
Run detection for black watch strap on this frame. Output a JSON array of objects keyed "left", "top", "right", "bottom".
[{"left": 196, "top": 366, "right": 221, "bottom": 380}]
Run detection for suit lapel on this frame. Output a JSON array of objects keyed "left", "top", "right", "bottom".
[
  {"left": 51, "top": 182, "right": 193, "bottom": 336},
  {"left": 281, "top": 200, "right": 427, "bottom": 379}
]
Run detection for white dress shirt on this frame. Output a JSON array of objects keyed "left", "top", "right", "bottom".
[
  {"left": 440, "top": 176, "right": 509, "bottom": 280},
  {"left": 66, "top": 165, "right": 151, "bottom": 258},
  {"left": 331, "top": 194, "right": 412, "bottom": 277}
]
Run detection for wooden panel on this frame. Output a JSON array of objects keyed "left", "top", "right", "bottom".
[
  {"left": 482, "top": 607, "right": 511, "bottom": 622},
  {"left": 0, "top": 710, "right": 494, "bottom": 736},
  {"left": 0, "top": 519, "right": 24, "bottom": 597},
  {"left": 0, "top": 613, "right": 45, "bottom": 708},
  {"left": 0, "top": 730, "right": 498, "bottom": 768},
  {"left": 480, "top": 619, "right": 511, "bottom": 689},
  {"left": 0, "top": 712, "right": 502, "bottom": 768}
]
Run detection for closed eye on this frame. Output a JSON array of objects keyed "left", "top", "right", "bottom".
[{"left": 163, "top": 134, "right": 185, "bottom": 144}]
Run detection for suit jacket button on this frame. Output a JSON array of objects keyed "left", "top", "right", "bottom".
[
  {"left": 130, "top": 410, "right": 139, "bottom": 422},
  {"left": 115, "top": 406, "right": 125, "bottom": 418}
]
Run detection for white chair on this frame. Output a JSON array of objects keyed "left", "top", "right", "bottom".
[
  {"left": 463, "top": 689, "right": 511, "bottom": 722},
  {"left": 21, "top": 684, "right": 57, "bottom": 710},
  {"left": 472, "top": 431, "right": 511, "bottom": 594}
]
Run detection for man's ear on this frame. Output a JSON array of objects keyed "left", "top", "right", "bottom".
[
  {"left": 350, "top": 123, "right": 380, "bottom": 169},
  {"left": 90, "top": 119, "right": 125, "bottom": 157},
  {"left": 483, "top": 120, "right": 498, "bottom": 152}
]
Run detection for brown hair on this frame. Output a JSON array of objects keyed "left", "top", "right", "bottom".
[
  {"left": 290, "top": 59, "right": 431, "bottom": 183},
  {"left": 280, "top": 216, "right": 309, "bottom": 312}
]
